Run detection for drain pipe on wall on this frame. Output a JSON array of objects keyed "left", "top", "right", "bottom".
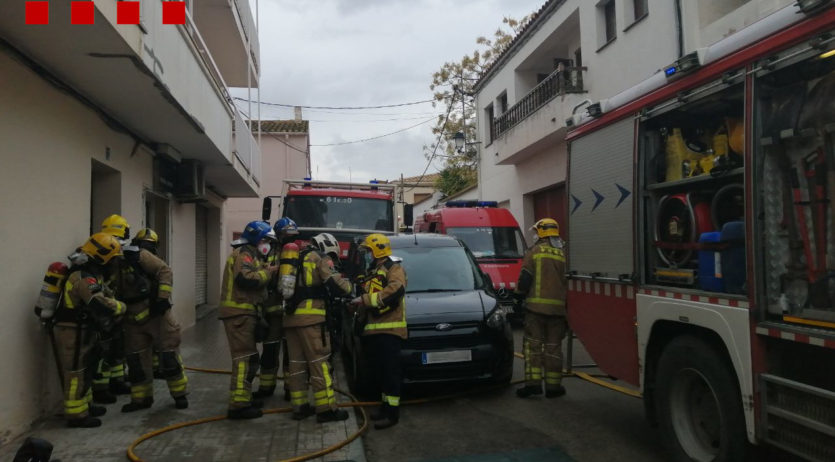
[{"left": 674, "top": 0, "right": 685, "bottom": 58}]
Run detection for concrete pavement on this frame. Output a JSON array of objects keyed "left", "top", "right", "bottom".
[{"left": 0, "top": 310, "right": 366, "bottom": 462}]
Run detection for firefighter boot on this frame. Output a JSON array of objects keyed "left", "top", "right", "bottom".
[
  {"left": 66, "top": 416, "right": 102, "bottom": 428},
  {"left": 316, "top": 408, "right": 349, "bottom": 423},
  {"left": 109, "top": 379, "right": 131, "bottom": 396},
  {"left": 284, "top": 387, "right": 291, "bottom": 402},
  {"left": 174, "top": 396, "right": 189, "bottom": 409},
  {"left": 252, "top": 386, "right": 275, "bottom": 400},
  {"left": 90, "top": 405, "right": 107, "bottom": 417},
  {"left": 227, "top": 406, "right": 263, "bottom": 420},
  {"left": 370, "top": 403, "right": 388, "bottom": 421},
  {"left": 515, "top": 384, "right": 543, "bottom": 398},
  {"left": 291, "top": 404, "right": 315, "bottom": 421},
  {"left": 92, "top": 389, "right": 117, "bottom": 404},
  {"left": 121, "top": 398, "right": 153, "bottom": 413},
  {"left": 374, "top": 405, "right": 399, "bottom": 430},
  {"left": 545, "top": 385, "right": 566, "bottom": 398}
]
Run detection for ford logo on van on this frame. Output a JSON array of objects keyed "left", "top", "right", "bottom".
[{"left": 435, "top": 323, "right": 453, "bottom": 331}]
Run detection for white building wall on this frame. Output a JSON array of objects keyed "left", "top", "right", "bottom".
[{"left": 0, "top": 47, "right": 224, "bottom": 445}]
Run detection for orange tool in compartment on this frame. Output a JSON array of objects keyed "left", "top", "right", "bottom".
[{"left": 794, "top": 148, "right": 831, "bottom": 307}]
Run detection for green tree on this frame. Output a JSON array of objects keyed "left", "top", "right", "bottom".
[{"left": 427, "top": 16, "right": 531, "bottom": 197}]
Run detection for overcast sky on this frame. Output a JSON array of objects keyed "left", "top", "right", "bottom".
[{"left": 240, "top": 0, "right": 544, "bottom": 184}]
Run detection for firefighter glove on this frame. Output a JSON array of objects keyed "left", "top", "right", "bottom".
[{"left": 151, "top": 298, "right": 172, "bottom": 315}]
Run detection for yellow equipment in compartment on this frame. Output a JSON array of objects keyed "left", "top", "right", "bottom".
[{"left": 665, "top": 128, "right": 706, "bottom": 181}]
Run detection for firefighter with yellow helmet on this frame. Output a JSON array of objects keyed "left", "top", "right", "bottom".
[
  {"left": 348, "top": 233, "right": 407, "bottom": 429},
  {"left": 514, "top": 218, "right": 568, "bottom": 399},
  {"left": 113, "top": 227, "right": 188, "bottom": 413},
  {"left": 53, "top": 233, "right": 127, "bottom": 427}
]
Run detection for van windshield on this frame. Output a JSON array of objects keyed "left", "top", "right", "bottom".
[
  {"left": 284, "top": 195, "right": 393, "bottom": 231},
  {"left": 395, "top": 246, "right": 483, "bottom": 292},
  {"left": 446, "top": 227, "right": 526, "bottom": 259}
]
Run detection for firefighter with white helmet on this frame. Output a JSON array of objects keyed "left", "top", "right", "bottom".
[
  {"left": 514, "top": 218, "right": 568, "bottom": 399},
  {"left": 219, "top": 220, "right": 278, "bottom": 419},
  {"left": 53, "top": 233, "right": 127, "bottom": 427},
  {"left": 284, "top": 232, "right": 352, "bottom": 422},
  {"left": 115, "top": 227, "right": 188, "bottom": 413},
  {"left": 348, "top": 233, "right": 407, "bottom": 429}
]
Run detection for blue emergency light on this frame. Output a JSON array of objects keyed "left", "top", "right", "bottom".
[
  {"left": 446, "top": 200, "right": 498, "bottom": 208},
  {"left": 665, "top": 66, "right": 677, "bottom": 77}
]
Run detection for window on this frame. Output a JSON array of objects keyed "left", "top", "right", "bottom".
[
  {"left": 485, "top": 104, "right": 495, "bottom": 145},
  {"left": 497, "top": 92, "right": 508, "bottom": 114},
  {"left": 604, "top": 1, "right": 617, "bottom": 43},
  {"left": 632, "top": 0, "right": 647, "bottom": 22}
]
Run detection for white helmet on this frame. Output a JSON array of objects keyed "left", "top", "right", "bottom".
[{"left": 311, "top": 233, "right": 340, "bottom": 259}]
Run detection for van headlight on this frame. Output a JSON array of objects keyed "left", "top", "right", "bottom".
[{"left": 486, "top": 304, "right": 508, "bottom": 330}]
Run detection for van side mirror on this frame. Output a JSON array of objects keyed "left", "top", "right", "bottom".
[
  {"left": 261, "top": 197, "right": 272, "bottom": 221},
  {"left": 403, "top": 204, "right": 414, "bottom": 227}
]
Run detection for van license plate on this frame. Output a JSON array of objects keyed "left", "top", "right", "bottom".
[{"left": 422, "top": 350, "right": 472, "bottom": 365}]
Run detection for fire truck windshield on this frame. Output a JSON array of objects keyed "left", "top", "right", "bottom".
[
  {"left": 284, "top": 195, "right": 393, "bottom": 231},
  {"left": 446, "top": 227, "right": 526, "bottom": 259}
]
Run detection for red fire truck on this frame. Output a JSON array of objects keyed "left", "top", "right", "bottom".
[
  {"left": 564, "top": 5, "right": 835, "bottom": 461},
  {"left": 263, "top": 179, "right": 405, "bottom": 258},
  {"left": 414, "top": 200, "right": 527, "bottom": 311}
]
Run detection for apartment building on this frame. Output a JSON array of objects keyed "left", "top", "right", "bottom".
[
  {"left": 474, "top": 0, "right": 798, "bottom": 238},
  {"left": 0, "top": 0, "right": 261, "bottom": 444}
]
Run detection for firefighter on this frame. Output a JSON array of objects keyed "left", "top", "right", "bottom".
[
  {"left": 348, "top": 233, "right": 407, "bottom": 430},
  {"left": 219, "top": 221, "right": 277, "bottom": 419},
  {"left": 117, "top": 228, "right": 188, "bottom": 412},
  {"left": 253, "top": 217, "right": 298, "bottom": 400},
  {"left": 93, "top": 214, "right": 133, "bottom": 403},
  {"left": 284, "top": 232, "right": 352, "bottom": 422},
  {"left": 513, "top": 218, "right": 568, "bottom": 399},
  {"left": 53, "top": 233, "right": 126, "bottom": 427}
]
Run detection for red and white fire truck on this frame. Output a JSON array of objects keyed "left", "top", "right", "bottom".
[
  {"left": 266, "top": 179, "right": 403, "bottom": 258},
  {"left": 414, "top": 200, "right": 527, "bottom": 311},
  {"left": 565, "top": 4, "right": 835, "bottom": 461}
]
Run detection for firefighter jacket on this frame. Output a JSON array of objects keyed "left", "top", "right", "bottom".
[
  {"left": 284, "top": 249, "right": 352, "bottom": 329},
  {"left": 113, "top": 248, "right": 173, "bottom": 324},
  {"left": 359, "top": 257, "right": 407, "bottom": 339},
  {"left": 55, "top": 268, "right": 126, "bottom": 331},
  {"left": 219, "top": 245, "right": 271, "bottom": 319},
  {"left": 263, "top": 248, "right": 282, "bottom": 316},
  {"left": 514, "top": 238, "right": 567, "bottom": 317}
]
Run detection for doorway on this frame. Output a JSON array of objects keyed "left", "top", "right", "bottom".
[
  {"left": 144, "top": 190, "right": 170, "bottom": 261},
  {"left": 91, "top": 160, "right": 121, "bottom": 235}
]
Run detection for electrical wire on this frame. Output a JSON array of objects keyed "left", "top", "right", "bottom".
[
  {"left": 309, "top": 116, "right": 436, "bottom": 146},
  {"left": 404, "top": 96, "right": 456, "bottom": 192},
  {"left": 234, "top": 96, "right": 434, "bottom": 110},
  {"left": 265, "top": 133, "right": 310, "bottom": 155}
]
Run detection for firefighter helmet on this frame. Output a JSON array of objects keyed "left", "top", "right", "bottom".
[
  {"left": 134, "top": 228, "right": 158, "bottom": 243},
  {"left": 274, "top": 217, "right": 299, "bottom": 238},
  {"left": 101, "top": 214, "right": 130, "bottom": 240},
  {"left": 533, "top": 218, "right": 560, "bottom": 238},
  {"left": 360, "top": 233, "right": 392, "bottom": 259},
  {"left": 241, "top": 220, "right": 276, "bottom": 245},
  {"left": 80, "top": 233, "right": 123, "bottom": 265},
  {"left": 311, "top": 233, "right": 340, "bottom": 258}
]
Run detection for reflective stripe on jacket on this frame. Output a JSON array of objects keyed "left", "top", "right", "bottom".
[
  {"left": 218, "top": 245, "right": 270, "bottom": 319},
  {"left": 284, "top": 250, "right": 352, "bottom": 328},
  {"left": 360, "top": 258, "right": 407, "bottom": 339},
  {"left": 514, "top": 238, "right": 567, "bottom": 316}
]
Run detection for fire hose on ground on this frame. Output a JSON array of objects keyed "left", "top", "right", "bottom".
[{"left": 126, "top": 349, "right": 641, "bottom": 462}]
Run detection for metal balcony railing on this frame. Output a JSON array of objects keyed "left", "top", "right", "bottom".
[{"left": 492, "top": 66, "right": 587, "bottom": 140}]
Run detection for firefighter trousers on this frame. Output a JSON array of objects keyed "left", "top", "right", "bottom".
[
  {"left": 92, "top": 326, "right": 126, "bottom": 392},
  {"left": 523, "top": 312, "right": 567, "bottom": 390},
  {"left": 124, "top": 310, "right": 187, "bottom": 403},
  {"left": 365, "top": 333, "right": 403, "bottom": 410},
  {"left": 54, "top": 324, "right": 95, "bottom": 421},
  {"left": 258, "top": 311, "right": 284, "bottom": 391},
  {"left": 222, "top": 314, "right": 259, "bottom": 410},
  {"left": 285, "top": 324, "right": 336, "bottom": 414}
]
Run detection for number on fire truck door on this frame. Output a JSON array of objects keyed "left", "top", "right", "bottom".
[{"left": 568, "top": 118, "right": 635, "bottom": 278}]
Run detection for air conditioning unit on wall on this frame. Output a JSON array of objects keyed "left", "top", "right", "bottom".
[{"left": 174, "top": 160, "right": 206, "bottom": 201}]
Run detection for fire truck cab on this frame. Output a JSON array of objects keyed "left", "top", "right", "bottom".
[{"left": 415, "top": 201, "right": 527, "bottom": 310}]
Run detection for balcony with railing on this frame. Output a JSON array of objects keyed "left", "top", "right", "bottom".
[
  {"left": 490, "top": 65, "right": 587, "bottom": 165},
  {"left": 493, "top": 66, "right": 586, "bottom": 139}
]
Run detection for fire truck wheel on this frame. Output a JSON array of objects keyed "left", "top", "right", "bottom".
[{"left": 655, "top": 335, "right": 747, "bottom": 462}]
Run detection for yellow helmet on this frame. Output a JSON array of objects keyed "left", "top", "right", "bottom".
[
  {"left": 361, "top": 233, "right": 392, "bottom": 259},
  {"left": 101, "top": 214, "right": 130, "bottom": 240},
  {"left": 533, "top": 218, "right": 560, "bottom": 238},
  {"left": 80, "top": 232, "right": 123, "bottom": 265},
  {"left": 134, "top": 228, "right": 159, "bottom": 243}
]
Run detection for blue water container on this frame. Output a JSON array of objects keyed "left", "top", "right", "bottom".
[
  {"left": 720, "top": 221, "right": 746, "bottom": 295},
  {"left": 698, "top": 232, "right": 724, "bottom": 292}
]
